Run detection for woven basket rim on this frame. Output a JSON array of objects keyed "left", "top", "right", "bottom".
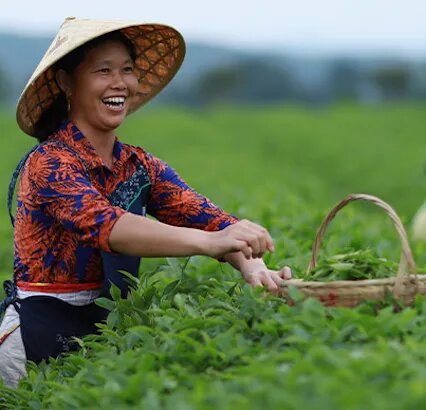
[{"left": 280, "top": 274, "right": 426, "bottom": 289}]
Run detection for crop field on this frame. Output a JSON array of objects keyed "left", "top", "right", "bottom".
[{"left": 1, "top": 103, "right": 426, "bottom": 408}]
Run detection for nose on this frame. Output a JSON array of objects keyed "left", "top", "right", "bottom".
[{"left": 111, "top": 70, "right": 126, "bottom": 90}]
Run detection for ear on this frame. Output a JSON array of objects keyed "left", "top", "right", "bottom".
[{"left": 55, "top": 69, "right": 72, "bottom": 97}]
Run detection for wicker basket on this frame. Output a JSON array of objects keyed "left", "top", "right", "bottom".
[{"left": 280, "top": 194, "right": 426, "bottom": 307}]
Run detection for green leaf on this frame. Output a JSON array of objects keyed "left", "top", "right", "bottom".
[{"left": 95, "top": 297, "right": 116, "bottom": 311}]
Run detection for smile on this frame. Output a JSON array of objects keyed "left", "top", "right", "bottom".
[{"left": 102, "top": 96, "right": 126, "bottom": 111}]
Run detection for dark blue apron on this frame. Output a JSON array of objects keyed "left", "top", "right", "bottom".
[{"left": 1, "top": 141, "right": 150, "bottom": 363}]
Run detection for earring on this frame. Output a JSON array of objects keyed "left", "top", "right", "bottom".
[{"left": 66, "top": 94, "right": 71, "bottom": 112}]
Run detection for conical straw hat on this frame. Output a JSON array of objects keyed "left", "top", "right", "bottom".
[{"left": 16, "top": 17, "right": 186, "bottom": 136}]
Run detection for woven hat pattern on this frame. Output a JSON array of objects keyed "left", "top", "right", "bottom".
[{"left": 16, "top": 18, "right": 185, "bottom": 136}]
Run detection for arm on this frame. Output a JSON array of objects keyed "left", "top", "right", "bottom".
[
  {"left": 108, "top": 214, "right": 272, "bottom": 260},
  {"left": 109, "top": 212, "right": 291, "bottom": 292},
  {"left": 109, "top": 209, "right": 292, "bottom": 292}
]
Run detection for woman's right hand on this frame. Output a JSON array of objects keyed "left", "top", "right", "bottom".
[{"left": 204, "top": 219, "right": 275, "bottom": 260}]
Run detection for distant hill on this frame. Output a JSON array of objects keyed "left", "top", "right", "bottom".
[
  {"left": 0, "top": 32, "right": 53, "bottom": 104},
  {"left": 0, "top": 31, "right": 425, "bottom": 108}
]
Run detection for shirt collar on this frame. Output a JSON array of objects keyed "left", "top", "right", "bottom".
[{"left": 48, "top": 120, "right": 134, "bottom": 171}]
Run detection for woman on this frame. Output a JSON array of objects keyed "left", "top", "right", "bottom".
[{"left": 0, "top": 17, "right": 291, "bottom": 388}]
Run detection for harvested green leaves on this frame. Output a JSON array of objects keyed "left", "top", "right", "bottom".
[{"left": 302, "top": 249, "right": 398, "bottom": 281}]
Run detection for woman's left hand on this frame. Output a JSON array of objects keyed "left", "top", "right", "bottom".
[
  {"left": 241, "top": 265, "right": 292, "bottom": 295},
  {"left": 221, "top": 222, "right": 292, "bottom": 295}
]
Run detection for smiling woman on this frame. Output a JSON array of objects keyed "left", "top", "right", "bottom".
[{"left": 0, "top": 17, "right": 291, "bottom": 388}]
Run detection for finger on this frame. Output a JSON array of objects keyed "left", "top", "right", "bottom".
[
  {"left": 270, "top": 272, "right": 285, "bottom": 287},
  {"left": 247, "top": 222, "right": 274, "bottom": 253},
  {"left": 267, "top": 273, "right": 286, "bottom": 296},
  {"left": 236, "top": 241, "right": 252, "bottom": 260},
  {"left": 247, "top": 234, "right": 261, "bottom": 258},
  {"left": 265, "top": 232, "right": 275, "bottom": 253},
  {"left": 255, "top": 225, "right": 274, "bottom": 253},
  {"left": 223, "top": 238, "right": 251, "bottom": 260},
  {"left": 245, "top": 274, "right": 263, "bottom": 288},
  {"left": 260, "top": 272, "right": 279, "bottom": 294},
  {"left": 240, "top": 225, "right": 270, "bottom": 257},
  {"left": 232, "top": 221, "right": 272, "bottom": 257},
  {"left": 279, "top": 266, "right": 292, "bottom": 280},
  {"left": 255, "top": 235, "right": 268, "bottom": 258}
]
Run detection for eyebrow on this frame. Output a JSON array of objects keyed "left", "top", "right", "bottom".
[{"left": 95, "top": 58, "right": 134, "bottom": 66}]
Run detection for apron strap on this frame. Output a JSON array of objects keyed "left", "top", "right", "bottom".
[
  {"left": 0, "top": 280, "right": 19, "bottom": 318},
  {"left": 8, "top": 145, "right": 40, "bottom": 227}
]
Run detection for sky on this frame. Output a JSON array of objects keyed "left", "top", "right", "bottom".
[{"left": 1, "top": 0, "right": 426, "bottom": 57}]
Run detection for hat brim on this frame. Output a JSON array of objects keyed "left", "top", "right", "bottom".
[{"left": 16, "top": 18, "right": 185, "bottom": 137}]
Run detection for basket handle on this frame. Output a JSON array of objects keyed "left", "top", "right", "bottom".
[{"left": 307, "top": 194, "right": 417, "bottom": 286}]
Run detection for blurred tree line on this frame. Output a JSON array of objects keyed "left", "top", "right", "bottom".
[
  {"left": 162, "top": 58, "right": 426, "bottom": 107},
  {"left": 0, "top": 59, "right": 423, "bottom": 108}
]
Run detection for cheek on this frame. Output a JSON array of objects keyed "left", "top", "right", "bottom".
[
  {"left": 74, "top": 78, "right": 104, "bottom": 102},
  {"left": 127, "top": 75, "right": 139, "bottom": 94}
]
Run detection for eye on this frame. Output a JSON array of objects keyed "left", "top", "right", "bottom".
[
  {"left": 123, "top": 65, "right": 134, "bottom": 73},
  {"left": 97, "top": 67, "right": 110, "bottom": 74}
]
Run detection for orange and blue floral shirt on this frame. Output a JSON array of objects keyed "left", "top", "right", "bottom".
[{"left": 14, "top": 121, "right": 237, "bottom": 292}]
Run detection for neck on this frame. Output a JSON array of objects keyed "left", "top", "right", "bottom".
[
  {"left": 70, "top": 119, "right": 116, "bottom": 168},
  {"left": 88, "top": 134, "right": 116, "bottom": 168}
]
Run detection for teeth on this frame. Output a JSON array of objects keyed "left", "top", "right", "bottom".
[{"left": 103, "top": 97, "right": 125, "bottom": 104}]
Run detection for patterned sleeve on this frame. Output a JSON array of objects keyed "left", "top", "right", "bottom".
[
  {"left": 143, "top": 152, "right": 238, "bottom": 230},
  {"left": 27, "top": 146, "right": 126, "bottom": 251}
]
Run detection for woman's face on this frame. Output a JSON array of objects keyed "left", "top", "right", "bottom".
[{"left": 65, "top": 40, "right": 139, "bottom": 134}]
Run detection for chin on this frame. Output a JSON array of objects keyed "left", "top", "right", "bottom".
[
  {"left": 106, "top": 119, "right": 125, "bottom": 130},
  {"left": 101, "top": 114, "right": 126, "bottom": 131}
]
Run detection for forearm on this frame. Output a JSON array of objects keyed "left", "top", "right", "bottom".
[
  {"left": 109, "top": 215, "right": 274, "bottom": 262},
  {"left": 108, "top": 212, "right": 208, "bottom": 257}
]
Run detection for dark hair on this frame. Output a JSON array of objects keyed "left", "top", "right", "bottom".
[{"left": 33, "top": 31, "right": 136, "bottom": 142}]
